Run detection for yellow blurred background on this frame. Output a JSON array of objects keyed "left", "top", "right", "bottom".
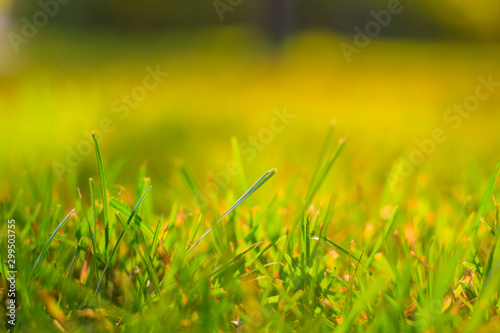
[{"left": 1, "top": 0, "right": 500, "bottom": 211}]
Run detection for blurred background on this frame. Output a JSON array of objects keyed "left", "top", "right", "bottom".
[{"left": 1, "top": 0, "right": 499, "bottom": 213}]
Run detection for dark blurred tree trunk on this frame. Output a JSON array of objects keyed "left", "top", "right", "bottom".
[{"left": 262, "top": 0, "right": 295, "bottom": 44}]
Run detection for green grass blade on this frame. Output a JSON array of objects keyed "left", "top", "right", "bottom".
[
  {"left": 313, "top": 234, "right": 369, "bottom": 273},
  {"left": 244, "top": 191, "right": 279, "bottom": 243},
  {"left": 94, "top": 186, "right": 152, "bottom": 294},
  {"left": 109, "top": 197, "right": 155, "bottom": 239},
  {"left": 53, "top": 235, "right": 78, "bottom": 248},
  {"left": 480, "top": 217, "right": 495, "bottom": 236},
  {"left": 292, "top": 136, "right": 347, "bottom": 229},
  {"left": 241, "top": 235, "right": 287, "bottom": 270},
  {"left": 179, "top": 163, "right": 208, "bottom": 212},
  {"left": 150, "top": 214, "right": 163, "bottom": 258},
  {"left": 78, "top": 187, "right": 99, "bottom": 283},
  {"left": 115, "top": 213, "right": 162, "bottom": 300},
  {"left": 49, "top": 204, "right": 61, "bottom": 231},
  {"left": 137, "top": 177, "right": 151, "bottom": 218},
  {"left": 472, "top": 160, "right": 500, "bottom": 238},
  {"left": 305, "top": 136, "right": 347, "bottom": 205},
  {"left": 366, "top": 205, "right": 398, "bottom": 268},
  {"left": 7, "top": 190, "right": 23, "bottom": 218},
  {"left": 188, "top": 214, "right": 203, "bottom": 250},
  {"left": 309, "top": 121, "right": 336, "bottom": 189},
  {"left": 89, "top": 178, "right": 98, "bottom": 253},
  {"left": 186, "top": 168, "right": 276, "bottom": 254},
  {"left": 465, "top": 260, "right": 500, "bottom": 332},
  {"left": 92, "top": 133, "right": 110, "bottom": 260},
  {"left": 209, "top": 242, "right": 262, "bottom": 278},
  {"left": 31, "top": 209, "right": 75, "bottom": 276}
]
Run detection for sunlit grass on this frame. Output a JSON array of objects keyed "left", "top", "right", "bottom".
[
  {"left": 1, "top": 123, "right": 500, "bottom": 331},
  {"left": 1, "top": 29, "right": 500, "bottom": 331}
]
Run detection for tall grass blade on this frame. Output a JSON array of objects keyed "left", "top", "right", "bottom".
[
  {"left": 150, "top": 214, "right": 163, "bottom": 258},
  {"left": 110, "top": 198, "right": 155, "bottom": 239},
  {"left": 78, "top": 187, "right": 99, "bottom": 283},
  {"left": 366, "top": 205, "right": 398, "bottom": 268},
  {"left": 92, "top": 133, "right": 110, "bottom": 260},
  {"left": 292, "top": 135, "right": 347, "bottom": 229},
  {"left": 186, "top": 168, "right": 276, "bottom": 254},
  {"left": 309, "top": 121, "right": 336, "bottom": 189},
  {"left": 32, "top": 209, "right": 75, "bottom": 276},
  {"left": 471, "top": 160, "right": 500, "bottom": 238},
  {"left": 115, "top": 213, "right": 162, "bottom": 300},
  {"left": 94, "top": 186, "right": 152, "bottom": 294}
]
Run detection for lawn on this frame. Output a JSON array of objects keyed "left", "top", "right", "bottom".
[{"left": 1, "top": 28, "right": 500, "bottom": 332}]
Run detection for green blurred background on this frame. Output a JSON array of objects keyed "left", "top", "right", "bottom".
[{"left": 1, "top": 0, "right": 500, "bottom": 211}]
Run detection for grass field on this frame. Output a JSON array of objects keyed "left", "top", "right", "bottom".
[{"left": 1, "top": 28, "right": 500, "bottom": 332}]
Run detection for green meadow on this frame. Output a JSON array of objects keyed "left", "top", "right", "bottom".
[{"left": 1, "top": 29, "right": 500, "bottom": 332}]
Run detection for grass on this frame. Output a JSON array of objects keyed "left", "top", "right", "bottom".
[
  {"left": 1, "top": 123, "right": 499, "bottom": 332},
  {"left": 2, "top": 29, "right": 500, "bottom": 332}
]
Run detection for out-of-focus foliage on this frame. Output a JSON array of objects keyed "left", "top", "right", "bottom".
[{"left": 4, "top": 0, "right": 500, "bottom": 40}]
